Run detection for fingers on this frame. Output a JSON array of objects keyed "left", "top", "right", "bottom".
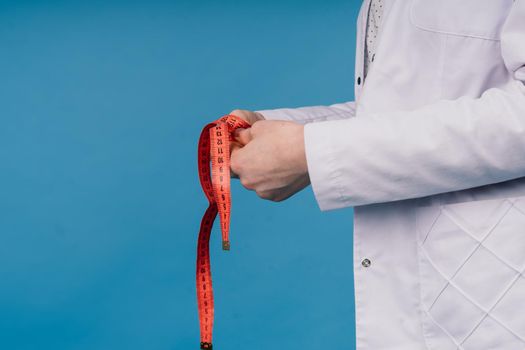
[
  {"left": 229, "top": 109, "right": 264, "bottom": 125},
  {"left": 233, "top": 128, "right": 253, "bottom": 146},
  {"left": 229, "top": 142, "right": 242, "bottom": 178}
]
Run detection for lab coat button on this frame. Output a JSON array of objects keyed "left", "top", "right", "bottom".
[
  {"left": 357, "top": 76, "right": 362, "bottom": 85},
  {"left": 362, "top": 258, "right": 371, "bottom": 268}
]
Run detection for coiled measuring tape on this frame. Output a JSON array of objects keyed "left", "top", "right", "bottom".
[{"left": 197, "top": 114, "right": 251, "bottom": 349}]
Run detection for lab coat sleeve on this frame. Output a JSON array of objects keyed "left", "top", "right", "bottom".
[
  {"left": 255, "top": 101, "right": 356, "bottom": 124},
  {"left": 304, "top": 2, "right": 525, "bottom": 211}
]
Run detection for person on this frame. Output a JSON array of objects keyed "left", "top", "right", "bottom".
[{"left": 228, "top": 1, "right": 525, "bottom": 349}]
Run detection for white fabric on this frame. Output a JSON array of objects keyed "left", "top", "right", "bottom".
[{"left": 256, "top": 0, "right": 525, "bottom": 349}]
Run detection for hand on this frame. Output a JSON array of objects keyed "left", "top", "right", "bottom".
[
  {"left": 230, "top": 120, "right": 310, "bottom": 202},
  {"left": 229, "top": 109, "right": 265, "bottom": 125},
  {"left": 227, "top": 109, "right": 265, "bottom": 179}
]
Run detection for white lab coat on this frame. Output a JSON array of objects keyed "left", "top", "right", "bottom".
[{"left": 256, "top": 0, "right": 525, "bottom": 349}]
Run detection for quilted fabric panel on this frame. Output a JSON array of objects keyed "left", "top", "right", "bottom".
[{"left": 415, "top": 196, "right": 525, "bottom": 349}]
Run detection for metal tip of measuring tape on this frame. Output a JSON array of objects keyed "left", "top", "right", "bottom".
[
  {"left": 222, "top": 241, "right": 230, "bottom": 251},
  {"left": 200, "top": 342, "right": 213, "bottom": 349}
]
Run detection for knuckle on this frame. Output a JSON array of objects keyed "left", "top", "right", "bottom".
[
  {"left": 256, "top": 190, "right": 272, "bottom": 200},
  {"left": 230, "top": 109, "right": 247, "bottom": 118},
  {"left": 240, "top": 177, "right": 248, "bottom": 187},
  {"left": 240, "top": 177, "right": 253, "bottom": 190},
  {"left": 230, "top": 156, "right": 241, "bottom": 175},
  {"left": 250, "top": 121, "right": 261, "bottom": 133},
  {"left": 231, "top": 166, "right": 241, "bottom": 178}
]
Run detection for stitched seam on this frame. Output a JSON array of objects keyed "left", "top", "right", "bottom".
[
  {"left": 418, "top": 196, "right": 525, "bottom": 347},
  {"left": 440, "top": 203, "right": 525, "bottom": 344},
  {"left": 459, "top": 268, "right": 525, "bottom": 346},
  {"left": 426, "top": 203, "right": 513, "bottom": 311},
  {"left": 421, "top": 247, "right": 525, "bottom": 344},
  {"left": 511, "top": 201, "right": 525, "bottom": 217},
  {"left": 409, "top": 0, "right": 500, "bottom": 42},
  {"left": 423, "top": 309, "right": 465, "bottom": 350},
  {"left": 331, "top": 151, "right": 352, "bottom": 206},
  {"left": 353, "top": 208, "right": 366, "bottom": 350},
  {"left": 306, "top": 123, "right": 348, "bottom": 207},
  {"left": 415, "top": 207, "right": 442, "bottom": 350},
  {"left": 422, "top": 207, "right": 442, "bottom": 245},
  {"left": 319, "top": 122, "right": 355, "bottom": 207},
  {"left": 442, "top": 205, "right": 522, "bottom": 273}
]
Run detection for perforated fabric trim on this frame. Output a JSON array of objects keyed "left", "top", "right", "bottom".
[{"left": 416, "top": 197, "right": 525, "bottom": 350}]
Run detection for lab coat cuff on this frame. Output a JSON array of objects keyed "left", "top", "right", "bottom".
[
  {"left": 255, "top": 108, "right": 294, "bottom": 122},
  {"left": 304, "top": 121, "right": 350, "bottom": 211}
]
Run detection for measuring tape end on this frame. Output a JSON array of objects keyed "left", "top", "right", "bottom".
[
  {"left": 222, "top": 240, "right": 230, "bottom": 251},
  {"left": 200, "top": 342, "right": 213, "bottom": 349}
]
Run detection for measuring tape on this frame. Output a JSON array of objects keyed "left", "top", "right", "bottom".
[{"left": 197, "top": 114, "right": 251, "bottom": 349}]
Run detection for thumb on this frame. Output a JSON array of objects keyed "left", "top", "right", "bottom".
[{"left": 233, "top": 127, "right": 253, "bottom": 146}]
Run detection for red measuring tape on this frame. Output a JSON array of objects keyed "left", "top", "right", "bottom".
[{"left": 197, "top": 114, "right": 251, "bottom": 349}]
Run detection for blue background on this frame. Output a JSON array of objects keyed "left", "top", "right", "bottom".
[{"left": 0, "top": 1, "right": 360, "bottom": 349}]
